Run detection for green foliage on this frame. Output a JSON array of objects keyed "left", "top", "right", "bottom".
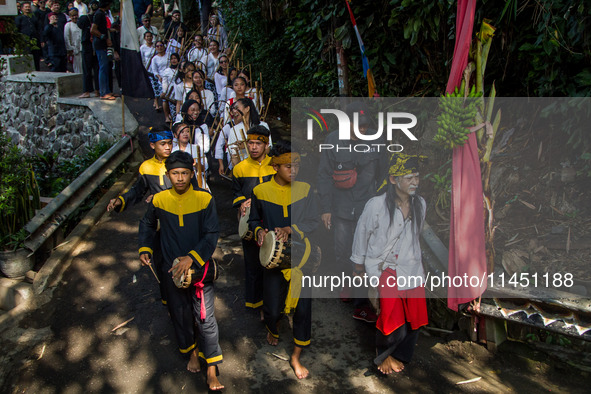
[
  {"left": 539, "top": 98, "right": 591, "bottom": 153},
  {"left": 32, "top": 142, "right": 113, "bottom": 197},
  {"left": 578, "top": 152, "right": 591, "bottom": 177},
  {"left": 221, "top": 0, "right": 590, "bottom": 103},
  {"left": 425, "top": 165, "right": 451, "bottom": 210},
  {"left": 0, "top": 130, "right": 40, "bottom": 250}
]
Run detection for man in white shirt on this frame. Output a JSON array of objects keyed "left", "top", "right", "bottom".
[
  {"left": 64, "top": 8, "right": 82, "bottom": 73},
  {"left": 137, "top": 14, "right": 159, "bottom": 46},
  {"left": 351, "top": 153, "right": 428, "bottom": 375}
]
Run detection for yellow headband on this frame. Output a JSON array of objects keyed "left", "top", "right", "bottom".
[
  {"left": 377, "top": 153, "right": 426, "bottom": 191},
  {"left": 388, "top": 153, "right": 426, "bottom": 177},
  {"left": 270, "top": 152, "right": 300, "bottom": 165},
  {"left": 246, "top": 134, "right": 269, "bottom": 144}
]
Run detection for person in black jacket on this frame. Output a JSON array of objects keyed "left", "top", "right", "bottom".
[
  {"left": 139, "top": 151, "right": 224, "bottom": 391},
  {"left": 316, "top": 101, "right": 389, "bottom": 322},
  {"left": 33, "top": 0, "right": 50, "bottom": 64},
  {"left": 44, "top": 0, "right": 67, "bottom": 29},
  {"left": 43, "top": 11, "right": 67, "bottom": 71},
  {"left": 231, "top": 126, "right": 275, "bottom": 315},
  {"left": 15, "top": 2, "right": 42, "bottom": 70},
  {"left": 76, "top": 0, "right": 99, "bottom": 97}
]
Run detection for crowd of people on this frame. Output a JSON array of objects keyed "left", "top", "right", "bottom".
[{"left": 15, "top": 2, "right": 429, "bottom": 391}]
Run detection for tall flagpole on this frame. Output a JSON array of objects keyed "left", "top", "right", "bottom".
[{"left": 120, "top": 0, "right": 125, "bottom": 137}]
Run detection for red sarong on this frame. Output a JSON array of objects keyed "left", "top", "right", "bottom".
[{"left": 376, "top": 268, "right": 428, "bottom": 336}]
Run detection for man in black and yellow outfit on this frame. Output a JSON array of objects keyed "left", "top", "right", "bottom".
[
  {"left": 248, "top": 140, "right": 320, "bottom": 379},
  {"left": 139, "top": 151, "right": 224, "bottom": 391},
  {"left": 231, "top": 125, "right": 275, "bottom": 313},
  {"left": 107, "top": 128, "right": 199, "bottom": 304},
  {"left": 107, "top": 129, "right": 174, "bottom": 213}
]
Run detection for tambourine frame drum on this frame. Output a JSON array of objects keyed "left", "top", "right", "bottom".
[
  {"left": 238, "top": 207, "right": 253, "bottom": 241},
  {"left": 172, "top": 258, "right": 219, "bottom": 288},
  {"left": 259, "top": 231, "right": 291, "bottom": 270}
]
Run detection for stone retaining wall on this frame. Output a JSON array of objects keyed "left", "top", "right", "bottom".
[
  {"left": 0, "top": 71, "right": 137, "bottom": 160},
  {"left": 1, "top": 81, "right": 112, "bottom": 158}
]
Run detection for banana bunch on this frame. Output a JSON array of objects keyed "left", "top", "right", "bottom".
[{"left": 434, "top": 81, "right": 482, "bottom": 149}]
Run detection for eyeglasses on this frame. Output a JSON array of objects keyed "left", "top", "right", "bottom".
[
  {"left": 155, "top": 44, "right": 163, "bottom": 47},
  {"left": 220, "top": 60, "right": 228, "bottom": 64}
]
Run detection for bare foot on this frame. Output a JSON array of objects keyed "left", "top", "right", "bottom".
[
  {"left": 266, "top": 331, "right": 278, "bottom": 346},
  {"left": 259, "top": 309, "right": 264, "bottom": 322},
  {"left": 207, "top": 365, "right": 224, "bottom": 391},
  {"left": 187, "top": 349, "right": 200, "bottom": 373},
  {"left": 377, "top": 355, "right": 403, "bottom": 375},
  {"left": 391, "top": 357, "right": 405, "bottom": 372},
  {"left": 78, "top": 92, "right": 90, "bottom": 98},
  {"left": 290, "top": 354, "right": 309, "bottom": 379}
]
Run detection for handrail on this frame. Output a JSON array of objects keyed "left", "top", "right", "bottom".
[{"left": 23, "top": 136, "right": 134, "bottom": 253}]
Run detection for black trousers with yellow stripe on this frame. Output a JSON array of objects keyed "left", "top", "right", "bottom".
[
  {"left": 242, "top": 238, "right": 264, "bottom": 309},
  {"left": 192, "top": 282, "right": 223, "bottom": 366},
  {"left": 263, "top": 267, "right": 312, "bottom": 348},
  {"left": 161, "top": 266, "right": 196, "bottom": 354}
]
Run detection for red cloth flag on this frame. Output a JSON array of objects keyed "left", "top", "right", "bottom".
[{"left": 446, "top": 0, "right": 487, "bottom": 311}]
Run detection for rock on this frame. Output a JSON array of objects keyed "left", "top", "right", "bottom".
[
  {"left": 18, "top": 124, "right": 26, "bottom": 136},
  {"left": 9, "top": 131, "right": 20, "bottom": 144},
  {"left": 63, "top": 134, "right": 71, "bottom": 143},
  {"left": 47, "top": 117, "right": 56, "bottom": 129},
  {"left": 25, "top": 111, "right": 31, "bottom": 123},
  {"left": 61, "top": 148, "right": 73, "bottom": 158},
  {"left": 71, "top": 135, "right": 81, "bottom": 147},
  {"left": 74, "top": 144, "right": 87, "bottom": 156},
  {"left": 27, "top": 125, "right": 34, "bottom": 137},
  {"left": 52, "top": 141, "right": 61, "bottom": 151},
  {"left": 55, "top": 126, "right": 67, "bottom": 136},
  {"left": 47, "top": 131, "right": 56, "bottom": 142}
]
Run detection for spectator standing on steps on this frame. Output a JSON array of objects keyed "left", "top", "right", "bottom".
[{"left": 90, "top": 0, "right": 115, "bottom": 100}]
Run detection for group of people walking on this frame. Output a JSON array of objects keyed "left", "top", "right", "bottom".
[{"left": 12, "top": 3, "right": 431, "bottom": 391}]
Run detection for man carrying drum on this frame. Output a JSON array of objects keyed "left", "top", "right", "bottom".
[
  {"left": 107, "top": 127, "right": 201, "bottom": 305},
  {"left": 139, "top": 151, "right": 224, "bottom": 391},
  {"left": 248, "top": 140, "right": 320, "bottom": 379},
  {"left": 231, "top": 125, "right": 275, "bottom": 316}
]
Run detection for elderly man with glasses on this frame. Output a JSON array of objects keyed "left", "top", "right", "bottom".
[{"left": 137, "top": 13, "right": 158, "bottom": 45}]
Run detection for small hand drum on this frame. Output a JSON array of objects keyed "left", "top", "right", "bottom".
[
  {"left": 238, "top": 206, "right": 253, "bottom": 241},
  {"left": 172, "top": 258, "right": 219, "bottom": 288},
  {"left": 259, "top": 231, "right": 292, "bottom": 270}
]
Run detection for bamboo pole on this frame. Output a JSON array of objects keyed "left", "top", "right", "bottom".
[
  {"left": 196, "top": 144, "right": 203, "bottom": 189},
  {"left": 227, "top": 42, "right": 239, "bottom": 63},
  {"left": 121, "top": 95, "right": 126, "bottom": 137},
  {"left": 262, "top": 95, "right": 271, "bottom": 122}
]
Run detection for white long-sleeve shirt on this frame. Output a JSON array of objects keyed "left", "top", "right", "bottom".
[
  {"left": 187, "top": 47, "right": 207, "bottom": 71},
  {"left": 351, "top": 193, "right": 426, "bottom": 290},
  {"left": 137, "top": 25, "right": 159, "bottom": 46},
  {"left": 149, "top": 53, "right": 169, "bottom": 77},
  {"left": 215, "top": 121, "right": 270, "bottom": 170},
  {"left": 140, "top": 44, "right": 155, "bottom": 68},
  {"left": 206, "top": 53, "right": 219, "bottom": 80},
  {"left": 172, "top": 127, "right": 210, "bottom": 171},
  {"left": 64, "top": 21, "right": 82, "bottom": 54},
  {"left": 74, "top": 1, "right": 88, "bottom": 16},
  {"left": 199, "top": 88, "right": 216, "bottom": 116}
]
